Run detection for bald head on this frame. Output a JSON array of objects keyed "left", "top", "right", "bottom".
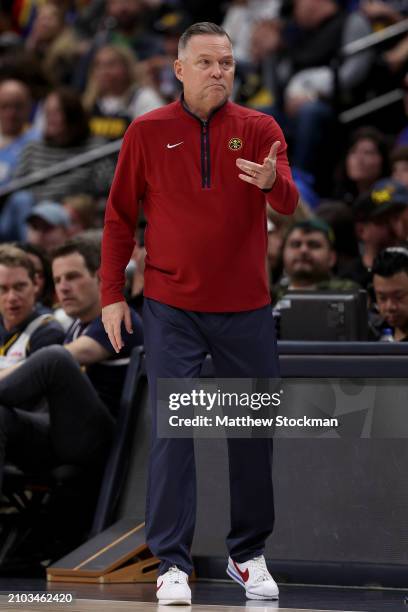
[{"left": 0, "top": 80, "right": 32, "bottom": 138}]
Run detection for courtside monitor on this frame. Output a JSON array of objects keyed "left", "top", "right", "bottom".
[{"left": 276, "top": 290, "right": 368, "bottom": 341}]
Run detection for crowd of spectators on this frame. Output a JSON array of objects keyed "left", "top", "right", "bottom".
[{"left": 1, "top": 0, "right": 408, "bottom": 573}]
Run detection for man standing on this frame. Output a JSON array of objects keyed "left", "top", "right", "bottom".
[{"left": 100, "top": 22, "right": 298, "bottom": 605}]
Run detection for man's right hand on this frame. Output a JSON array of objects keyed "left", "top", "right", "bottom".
[{"left": 102, "top": 301, "right": 133, "bottom": 353}]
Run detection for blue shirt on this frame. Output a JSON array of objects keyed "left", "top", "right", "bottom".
[{"left": 0, "top": 127, "right": 40, "bottom": 186}]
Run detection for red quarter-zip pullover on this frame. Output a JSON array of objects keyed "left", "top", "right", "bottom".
[{"left": 100, "top": 99, "right": 298, "bottom": 311}]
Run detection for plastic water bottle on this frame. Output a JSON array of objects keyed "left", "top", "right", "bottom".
[{"left": 379, "top": 328, "right": 394, "bottom": 342}]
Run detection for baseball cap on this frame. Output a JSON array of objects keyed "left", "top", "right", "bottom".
[
  {"left": 26, "top": 202, "right": 70, "bottom": 228},
  {"left": 286, "top": 218, "right": 335, "bottom": 245},
  {"left": 353, "top": 178, "right": 408, "bottom": 221}
]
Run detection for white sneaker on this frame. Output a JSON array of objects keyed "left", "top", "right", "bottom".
[
  {"left": 156, "top": 565, "right": 191, "bottom": 605},
  {"left": 227, "top": 555, "right": 279, "bottom": 600}
]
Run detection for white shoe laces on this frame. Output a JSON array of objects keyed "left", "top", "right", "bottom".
[
  {"left": 167, "top": 566, "right": 186, "bottom": 584},
  {"left": 247, "top": 556, "right": 272, "bottom": 583}
]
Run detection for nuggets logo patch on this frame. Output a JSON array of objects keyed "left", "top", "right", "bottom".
[{"left": 228, "top": 137, "right": 243, "bottom": 151}]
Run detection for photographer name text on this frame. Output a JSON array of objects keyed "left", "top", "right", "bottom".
[{"left": 168, "top": 415, "right": 339, "bottom": 428}]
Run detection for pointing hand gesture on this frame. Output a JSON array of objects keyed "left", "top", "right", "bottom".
[{"left": 236, "top": 141, "right": 280, "bottom": 190}]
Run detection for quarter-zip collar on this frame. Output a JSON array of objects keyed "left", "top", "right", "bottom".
[
  {"left": 179, "top": 93, "right": 228, "bottom": 125},
  {"left": 179, "top": 94, "right": 228, "bottom": 188}
]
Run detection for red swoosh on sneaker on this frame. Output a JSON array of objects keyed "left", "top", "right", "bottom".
[
  {"left": 157, "top": 581, "right": 163, "bottom": 591},
  {"left": 233, "top": 561, "right": 249, "bottom": 583}
]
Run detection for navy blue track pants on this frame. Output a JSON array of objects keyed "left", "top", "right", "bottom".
[{"left": 142, "top": 297, "right": 279, "bottom": 576}]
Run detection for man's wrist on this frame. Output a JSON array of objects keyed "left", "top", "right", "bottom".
[{"left": 261, "top": 174, "right": 277, "bottom": 193}]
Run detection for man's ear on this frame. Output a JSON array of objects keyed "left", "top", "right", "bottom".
[
  {"left": 329, "top": 249, "right": 337, "bottom": 270},
  {"left": 32, "top": 274, "right": 40, "bottom": 298},
  {"left": 174, "top": 58, "right": 183, "bottom": 83}
]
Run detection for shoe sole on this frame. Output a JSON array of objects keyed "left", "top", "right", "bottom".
[
  {"left": 157, "top": 599, "right": 191, "bottom": 605},
  {"left": 246, "top": 590, "right": 279, "bottom": 600},
  {"left": 226, "top": 564, "right": 279, "bottom": 600}
]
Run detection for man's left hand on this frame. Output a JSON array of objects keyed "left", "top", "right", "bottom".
[{"left": 236, "top": 141, "right": 280, "bottom": 190}]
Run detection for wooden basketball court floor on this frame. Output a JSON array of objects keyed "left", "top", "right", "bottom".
[{"left": 0, "top": 578, "right": 407, "bottom": 612}]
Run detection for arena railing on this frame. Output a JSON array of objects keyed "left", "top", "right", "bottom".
[
  {"left": 1, "top": 19, "right": 408, "bottom": 202},
  {"left": 0, "top": 138, "right": 122, "bottom": 201},
  {"left": 335, "top": 18, "right": 408, "bottom": 123}
]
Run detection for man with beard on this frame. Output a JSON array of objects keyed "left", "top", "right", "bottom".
[{"left": 273, "top": 219, "right": 358, "bottom": 303}]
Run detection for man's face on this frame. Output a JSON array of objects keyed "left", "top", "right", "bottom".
[
  {"left": 26, "top": 217, "right": 69, "bottom": 253},
  {"left": 174, "top": 34, "right": 234, "bottom": 114},
  {"left": 0, "top": 265, "right": 37, "bottom": 330},
  {"left": 283, "top": 229, "right": 335, "bottom": 283},
  {"left": 374, "top": 271, "right": 408, "bottom": 332},
  {"left": 0, "top": 81, "right": 31, "bottom": 137},
  {"left": 52, "top": 252, "right": 100, "bottom": 321}
]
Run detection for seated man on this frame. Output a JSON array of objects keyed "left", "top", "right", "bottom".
[
  {"left": 372, "top": 247, "right": 408, "bottom": 342},
  {"left": 25, "top": 201, "right": 72, "bottom": 253},
  {"left": 339, "top": 179, "right": 407, "bottom": 288},
  {"left": 0, "top": 244, "right": 64, "bottom": 369},
  {"left": 273, "top": 218, "right": 358, "bottom": 304},
  {"left": 0, "top": 236, "right": 143, "bottom": 554}
]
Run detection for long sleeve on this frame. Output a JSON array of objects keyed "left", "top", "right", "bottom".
[
  {"left": 258, "top": 116, "right": 298, "bottom": 215},
  {"left": 100, "top": 122, "right": 146, "bottom": 307},
  {"left": 101, "top": 100, "right": 297, "bottom": 312}
]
